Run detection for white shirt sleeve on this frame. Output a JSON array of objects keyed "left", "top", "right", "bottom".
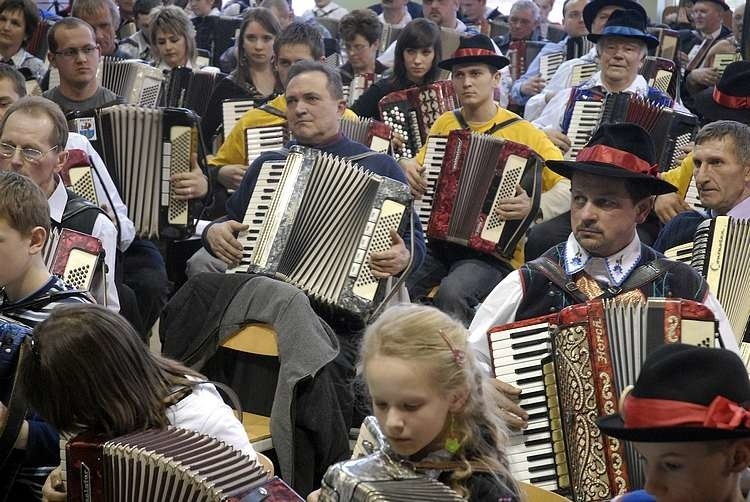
[
  {"left": 532, "top": 86, "right": 570, "bottom": 132},
  {"left": 469, "top": 270, "right": 524, "bottom": 372},
  {"left": 91, "top": 213, "right": 120, "bottom": 311},
  {"left": 539, "top": 178, "right": 571, "bottom": 222},
  {"left": 168, "top": 383, "right": 257, "bottom": 461},
  {"left": 377, "top": 41, "right": 396, "bottom": 69},
  {"left": 66, "top": 133, "right": 136, "bottom": 251},
  {"left": 702, "top": 291, "right": 739, "bottom": 354}
]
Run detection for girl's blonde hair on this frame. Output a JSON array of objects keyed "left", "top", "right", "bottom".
[{"left": 360, "top": 304, "right": 521, "bottom": 499}]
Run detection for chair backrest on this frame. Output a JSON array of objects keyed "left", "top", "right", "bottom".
[
  {"left": 520, "top": 482, "right": 570, "bottom": 501},
  {"left": 221, "top": 323, "right": 279, "bottom": 357}
]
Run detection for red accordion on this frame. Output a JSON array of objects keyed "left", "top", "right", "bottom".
[
  {"left": 425, "top": 129, "right": 544, "bottom": 258},
  {"left": 488, "top": 297, "right": 720, "bottom": 500},
  {"left": 378, "top": 80, "right": 459, "bottom": 158}
]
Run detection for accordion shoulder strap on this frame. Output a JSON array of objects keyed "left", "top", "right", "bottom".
[
  {"left": 525, "top": 256, "right": 589, "bottom": 303},
  {"left": 451, "top": 109, "right": 521, "bottom": 136},
  {"left": 345, "top": 150, "right": 380, "bottom": 163},
  {"left": 258, "top": 103, "right": 286, "bottom": 119},
  {"left": 414, "top": 459, "right": 498, "bottom": 474},
  {"left": 614, "top": 257, "right": 676, "bottom": 296},
  {"left": 0, "top": 338, "right": 30, "bottom": 500}
]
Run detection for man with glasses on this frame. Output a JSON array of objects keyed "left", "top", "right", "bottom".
[
  {"left": 337, "top": 9, "right": 387, "bottom": 85},
  {"left": 497, "top": 0, "right": 543, "bottom": 54},
  {"left": 42, "top": 18, "right": 122, "bottom": 113},
  {"left": 0, "top": 96, "right": 119, "bottom": 310}
]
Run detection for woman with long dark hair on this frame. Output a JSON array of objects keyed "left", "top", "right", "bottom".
[
  {"left": 20, "top": 304, "right": 256, "bottom": 500},
  {"left": 202, "top": 7, "right": 282, "bottom": 142},
  {"left": 351, "top": 18, "right": 442, "bottom": 119}
]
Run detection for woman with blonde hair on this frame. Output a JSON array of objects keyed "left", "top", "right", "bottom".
[{"left": 149, "top": 5, "right": 198, "bottom": 69}]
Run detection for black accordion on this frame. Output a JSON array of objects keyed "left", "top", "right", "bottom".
[
  {"left": 63, "top": 427, "right": 302, "bottom": 501},
  {"left": 318, "top": 417, "right": 463, "bottom": 501},
  {"left": 227, "top": 146, "right": 411, "bottom": 318},
  {"left": 420, "top": 129, "right": 544, "bottom": 258},
  {"left": 489, "top": 298, "right": 719, "bottom": 500},
  {"left": 160, "top": 67, "right": 224, "bottom": 117},
  {"left": 562, "top": 89, "right": 699, "bottom": 171},
  {"left": 79, "top": 105, "right": 200, "bottom": 239},
  {"left": 565, "top": 36, "right": 595, "bottom": 60},
  {"left": 378, "top": 80, "right": 459, "bottom": 158}
]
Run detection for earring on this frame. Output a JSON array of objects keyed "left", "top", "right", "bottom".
[{"left": 444, "top": 413, "right": 462, "bottom": 455}]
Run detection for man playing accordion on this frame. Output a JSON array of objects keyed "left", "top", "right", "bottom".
[
  {"left": 400, "top": 34, "right": 570, "bottom": 326},
  {"left": 469, "top": 123, "right": 738, "bottom": 426}
]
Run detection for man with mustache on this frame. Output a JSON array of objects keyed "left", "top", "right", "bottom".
[
  {"left": 469, "top": 123, "right": 736, "bottom": 427},
  {"left": 400, "top": 34, "right": 570, "bottom": 327}
]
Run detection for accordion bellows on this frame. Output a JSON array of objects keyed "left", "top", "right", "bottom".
[{"left": 65, "top": 428, "right": 273, "bottom": 501}]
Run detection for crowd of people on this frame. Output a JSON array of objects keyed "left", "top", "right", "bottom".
[{"left": 0, "top": 0, "right": 745, "bottom": 499}]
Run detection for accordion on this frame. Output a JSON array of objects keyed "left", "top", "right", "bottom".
[
  {"left": 708, "top": 52, "right": 742, "bottom": 75},
  {"left": 318, "top": 417, "right": 463, "bottom": 501},
  {"left": 97, "top": 57, "right": 165, "bottom": 107},
  {"left": 565, "top": 36, "right": 595, "bottom": 60},
  {"left": 690, "top": 216, "right": 750, "bottom": 353},
  {"left": 343, "top": 73, "right": 377, "bottom": 107},
  {"left": 489, "top": 298, "right": 720, "bottom": 500},
  {"left": 539, "top": 51, "right": 565, "bottom": 83},
  {"left": 378, "top": 80, "right": 459, "bottom": 158},
  {"left": 378, "top": 24, "right": 402, "bottom": 53},
  {"left": 60, "top": 150, "right": 100, "bottom": 207},
  {"left": 223, "top": 98, "right": 256, "bottom": 139},
  {"left": 160, "top": 67, "right": 223, "bottom": 117},
  {"left": 227, "top": 146, "right": 411, "bottom": 318},
  {"left": 43, "top": 228, "right": 104, "bottom": 293},
  {"left": 507, "top": 40, "right": 548, "bottom": 81},
  {"left": 93, "top": 105, "right": 200, "bottom": 239},
  {"left": 63, "top": 427, "right": 302, "bottom": 501},
  {"left": 420, "top": 130, "right": 544, "bottom": 258},
  {"left": 339, "top": 117, "right": 391, "bottom": 154},
  {"left": 245, "top": 125, "right": 290, "bottom": 167},
  {"left": 562, "top": 90, "right": 699, "bottom": 170},
  {"left": 640, "top": 56, "right": 679, "bottom": 99},
  {"left": 647, "top": 28, "right": 680, "bottom": 60}
]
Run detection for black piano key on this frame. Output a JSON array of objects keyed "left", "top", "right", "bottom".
[
  {"left": 528, "top": 452, "right": 555, "bottom": 462},
  {"left": 513, "top": 348, "right": 550, "bottom": 360}
]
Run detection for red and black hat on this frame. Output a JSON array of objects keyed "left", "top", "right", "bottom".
[
  {"left": 693, "top": 61, "right": 750, "bottom": 125},
  {"left": 588, "top": 9, "right": 659, "bottom": 50},
  {"left": 582, "top": 0, "right": 648, "bottom": 32},
  {"left": 438, "top": 34, "right": 510, "bottom": 72},
  {"left": 546, "top": 123, "right": 677, "bottom": 195},
  {"left": 597, "top": 343, "right": 750, "bottom": 442}
]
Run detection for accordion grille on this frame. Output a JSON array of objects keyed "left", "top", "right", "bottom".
[{"left": 68, "top": 167, "right": 98, "bottom": 205}]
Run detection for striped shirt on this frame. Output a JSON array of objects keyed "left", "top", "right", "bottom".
[{"left": 0, "top": 275, "right": 92, "bottom": 328}]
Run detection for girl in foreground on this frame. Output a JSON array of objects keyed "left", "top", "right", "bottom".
[
  {"left": 19, "top": 304, "right": 255, "bottom": 501},
  {"left": 311, "top": 304, "right": 521, "bottom": 501}
]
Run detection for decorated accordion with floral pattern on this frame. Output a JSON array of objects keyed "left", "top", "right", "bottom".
[{"left": 488, "top": 298, "right": 720, "bottom": 500}]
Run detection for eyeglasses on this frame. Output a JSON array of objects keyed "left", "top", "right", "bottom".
[
  {"left": 0, "top": 142, "right": 59, "bottom": 164},
  {"left": 344, "top": 43, "right": 372, "bottom": 54},
  {"left": 53, "top": 45, "right": 99, "bottom": 59}
]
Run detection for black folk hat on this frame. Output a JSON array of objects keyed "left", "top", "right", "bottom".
[
  {"left": 587, "top": 8, "right": 659, "bottom": 50},
  {"left": 546, "top": 123, "right": 677, "bottom": 195},
  {"left": 597, "top": 343, "right": 750, "bottom": 442},
  {"left": 695, "top": 0, "right": 731, "bottom": 11},
  {"left": 582, "top": 0, "right": 648, "bottom": 33},
  {"left": 438, "top": 34, "right": 510, "bottom": 72},
  {"left": 693, "top": 60, "right": 750, "bottom": 125}
]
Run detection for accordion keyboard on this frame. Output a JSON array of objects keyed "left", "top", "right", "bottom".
[
  {"left": 564, "top": 100, "right": 603, "bottom": 161},
  {"left": 569, "top": 63, "right": 597, "bottom": 86},
  {"left": 490, "top": 321, "right": 561, "bottom": 491},
  {"left": 417, "top": 136, "right": 448, "bottom": 229},
  {"left": 540, "top": 52, "right": 565, "bottom": 83},
  {"left": 245, "top": 126, "right": 288, "bottom": 166},
  {"left": 223, "top": 99, "right": 256, "bottom": 136}
]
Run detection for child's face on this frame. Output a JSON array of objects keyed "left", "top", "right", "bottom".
[
  {"left": 367, "top": 355, "right": 457, "bottom": 458},
  {"left": 635, "top": 441, "right": 742, "bottom": 502},
  {"left": 0, "top": 217, "right": 35, "bottom": 290}
]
